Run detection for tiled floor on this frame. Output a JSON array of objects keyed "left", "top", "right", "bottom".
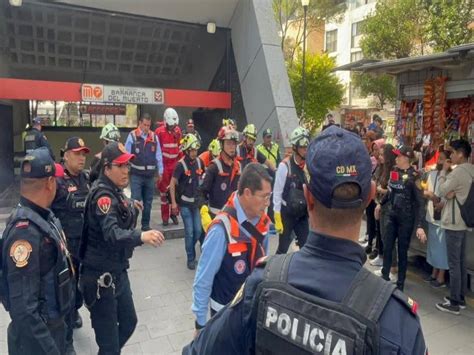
[{"left": 0, "top": 212, "right": 473, "bottom": 354}]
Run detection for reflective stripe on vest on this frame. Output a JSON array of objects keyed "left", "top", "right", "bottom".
[
  {"left": 163, "top": 143, "right": 178, "bottom": 148},
  {"left": 130, "top": 163, "right": 156, "bottom": 171},
  {"left": 209, "top": 206, "right": 221, "bottom": 215},
  {"left": 163, "top": 152, "right": 179, "bottom": 159},
  {"left": 214, "top": 214, "right": 242, "bottom": 256},
  {"left": 210, "top": 298, "right": 225, "bottom": 312}
]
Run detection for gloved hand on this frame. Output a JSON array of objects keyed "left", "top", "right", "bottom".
[
  {"left": 274, "top": 212, "right": 283, "bottom": 234},
  {"left": 200, "top": 205, "right": 212, "bottom": 232}
]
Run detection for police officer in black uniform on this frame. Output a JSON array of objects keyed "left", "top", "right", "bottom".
[
  {"left": 377, "top": 146, "right": 426, "bottom": 291},
  {"left": 79, "top": 141, "right": 165, "bottom": 354},
  {"left": 1, "top": 148, "right": 74, "bottom": 355},
  {"left": 52, "top": 137, "right": 91, "bottom": 353},
  {"left": 23, "top": 117, "right": 55, "bottom": 160},
  {"left": 183, "top": 126, "right": 427, "bottom": 355}
]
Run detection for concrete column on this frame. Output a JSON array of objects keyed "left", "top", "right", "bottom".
[{"left": 230, "top": 0, "right": 298, "bottom": 146}]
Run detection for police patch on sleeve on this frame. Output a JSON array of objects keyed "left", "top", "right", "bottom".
[
  {"left": 97, "top": 196, "right": 112, "bottom": 214},
  {"left": 10, "top": 240, "right": 33, "bottom": 268}
]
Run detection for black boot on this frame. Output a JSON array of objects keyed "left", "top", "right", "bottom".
[{"left": 171, "top": 214, "right": 179, "bottom": 225}]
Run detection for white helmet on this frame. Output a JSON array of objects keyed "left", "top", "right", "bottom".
[{"left": 164, "top": 108, "right": 179, "bottom": 127}]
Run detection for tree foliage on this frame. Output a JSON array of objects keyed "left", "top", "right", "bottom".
[
  {"left": 288, "top": 53, "right": 344, "bottom": 131},
  {"left": 352, "top": 73, "right": 396, "bottom": 109},
  {"left": 273, "top": 0, "right": 346, "bottom": 67}
]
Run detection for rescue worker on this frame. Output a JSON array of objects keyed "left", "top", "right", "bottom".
[
  {"left": 237, "top": 124, "right": 275, "bottom": 171},
  {"left": 186, "top": 118, "right": 202, "bottom": 143},
  {"left": 156, "top": 108, "right": 182, "bottom": 226},
  {"left": 273, "top": 126, "right": 310, "bottom": 254},
  {"left": 198, "top": 125, "right": 241, "bottom": 232},
  {"left": 51, "top": 137, "right": 90, "bottom": 353},
  {"left": 23, "top": 116, "right": 55, "bottom": 160},
  {"left": 376, "top": 146, "right": 426, "bottom": 291},
  {"left": 1, "top": 148, "right": 74, "bottom": 355},
  {"left": 199, "top": 139, "right": 221, "bottom": 168},
  {"left": 192, "top": 163, "right": 272, "bottom": 329},
  {"left": 125, "top": 113, "right": 164, "bottom": 231},
  {"left": 79, "top": 141, "right": 165, "bottom": 354},
  {"left": 183, "top": 126, "right": 427, "bottom": 355},
  {"left": 256, "top": 128, "right": 281, "bottom": 168},
  {"left": 169, "top": 134, "right": 204, "bottom": 270},
  {"left": 90, "top": 123, "right": 121, "bottom": 183}
]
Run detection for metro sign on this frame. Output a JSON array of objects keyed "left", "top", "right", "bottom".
[{"left": 82, "top": 84, "right": 104, "bottom": 102}]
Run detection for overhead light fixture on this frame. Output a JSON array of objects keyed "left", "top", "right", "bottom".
[
  {"left": 207, "top": 22, "right": 216, "bottom": 34},
  {"left": 9, "top": 0, "right": 22, "bottom": 6}
]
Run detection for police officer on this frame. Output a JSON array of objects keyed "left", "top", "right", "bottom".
[
  {"left": 183, "top": 126, "right": 427, "bottom": 354},
  {"left": 125, "top": 113, "right": 164, "bottom": 231},
  {"left": 52, "top": 137, "right": 90, "bottom": 353},
  {"left": 192, "top": 163, "right": 271, "bottom": 330},
  {"left": 1, "top": 148, "right": 74, "bottom": 355},
  {"left": 90, "top": 123, "right": 121, "bottom": 184},
  {"left": 23, "top": 117, "right": 55, "bottom": 160},
  {"left": 237, "top": 124, "right": 275, "bottom": 171},
  {"left": 186, "top": 118, "right": 202, "bottom": 143},
  {"left": 257, "top": 128, "right": 281, "bottom": 168},
  {"left": 169, "top": 134, "right": 205, "bottom": 270},
  {"left": 376, "top": 146, "right": 426, "bottom": 291},
  {"left": 273, "top": 126, "right": 310, "bottom": 254},
  {"left": 198, "top": 125, "right": 241, "bottom": 232},
  {"left": 79, "top": 141, "right": 165, "bottom": 354}
]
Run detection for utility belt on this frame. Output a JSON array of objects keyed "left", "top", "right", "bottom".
[{"left": 79, "top": 266, "right": 123, "bottom": 309}]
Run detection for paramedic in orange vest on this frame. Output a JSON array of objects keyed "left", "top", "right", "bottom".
[
  {"left": 192, "top": 163, "right": 272, "bottom": 329},
  {"left": 155, "top": 107, "right": 183, "bottom": 226},
  {"left": 237, "top": 124, "right": 275, "bottom": 171},
  {"left": 198, "top": 125, "right": 241, "bottom": 232},
  {"left": 169, "top": 134, "right": 205, "bottom": 270},
  {"left": 125, "top": 113, "right": 163, "bottom": 231}
]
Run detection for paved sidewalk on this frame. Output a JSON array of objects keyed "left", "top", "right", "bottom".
[{"left": 0, "top": 221, "right": 473, "bottom": 354}]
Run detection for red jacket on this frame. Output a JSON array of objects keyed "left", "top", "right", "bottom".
[{"left": 155, "top": 125, "right": 183, "bottom": 165}]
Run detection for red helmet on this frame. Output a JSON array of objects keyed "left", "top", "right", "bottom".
[{"left": 217, "top": 126, "right": 239, "bottom": 142}]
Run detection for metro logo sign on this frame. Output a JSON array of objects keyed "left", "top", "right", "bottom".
[
  {"left": 81, "top": 84, "right": 104, "bottom": 102},
  {"left": 154, "top": 90, "right": 164, "bottom": 104}
]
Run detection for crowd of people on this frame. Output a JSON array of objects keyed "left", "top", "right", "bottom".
[{"left": 0, "top": 109, "right": 471, "bottom": 354}]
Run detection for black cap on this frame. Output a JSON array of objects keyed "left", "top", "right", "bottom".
[
  {"left": 32, "top": 117, "right": 42, "bottom": 125},
  {"left": 64, "top": 137, "right": 90, "bottom": 153},
  {"left": 101, "top": 142, "right": 135, "bottom": 166},
  {"left": 21, "top": 148, "right": 57, "bottom": 178},
  {"left": 393, "top": 146, "right": 414, "bottom": 159},
  {"left": 262, "top": 128, "right": 272, "bottom": 138}
]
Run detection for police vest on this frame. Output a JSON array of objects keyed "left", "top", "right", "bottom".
[
  {"left": 54, "top": 170, "right": 90, "bottom": 240},
  {"left": 282, "top": 156, "right": 308, "bottom": 217},
  {"left": 257, "top": 143, "right": 280, "bottom": 166},
  {"left": 387, "top": 167, "right": 417, "bottom": 212},
  {"left": 23, "top": 128, "right": 41, "bottom": 153},
  {"left": 209, "top": 196, "right": 270, "bottom": 311},
  {"left": 208, "top": 158, "right": 241, "bottom": 215},
  {"left": 176, "top": 157, "right": 204, "bottom": 207},
  {"left": 0, "top": 206, "right": 73, "bottom": 319},
  {"left": 80, "top": 180, "right": 138, "bottom": 273},
  {"left": 255, "top": 253, "right": 398, "bottom": 355},
  {"left": 236, "top": 144, "right": 258, "bottom": 170},
  {"left": 130, "top": 130, "right": 158, "bottom": 177}
]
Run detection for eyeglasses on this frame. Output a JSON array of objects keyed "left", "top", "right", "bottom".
[
  {"left": 111, "top": 163, "right": 131, "bottom": 170},
  {"left": 254, "top": 192, "right": 272, "bottom": 202}
]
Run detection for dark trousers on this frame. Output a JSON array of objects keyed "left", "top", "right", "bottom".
[
  {"left": 446, "top": 229, "right": 467, "bottom": 305},
  {"left": 81, "top": 271, "right": 137, "bottom": 355},
  {"left": 276, "top": 209, "right": 309, "bottom": 254},
  {"left": 382, "top": 213, "right": 414, "bottom": 290},
  {"left": 8, "top": 317, "right": 66, "bottom": 355},
  {"left": 366, "top": 200, "right": 377, "bottom": 248},
  {"left": 130, "top": 174, "right": 155, "bottom": 229},
  {"left": 65, "top": 240, "right": 82, "bottom": 350}
]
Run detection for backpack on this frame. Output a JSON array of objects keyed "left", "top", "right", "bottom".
[
  {"left": 253, "top": 253, "right": 396, "bottom": 355},
  {"left": 456, "top": 167, "right": 474, "bottom": 228}
]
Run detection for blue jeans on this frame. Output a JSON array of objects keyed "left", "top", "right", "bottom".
[
  {"left": 180, "top": 206, "right": 201, "bottom": 262},
  {"left": 130, "top": 174, "right": 155, "bottom": 229}
]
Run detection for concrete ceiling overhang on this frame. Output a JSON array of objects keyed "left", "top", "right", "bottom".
[{"left": 50, "top": 0, "right": 239, "bottom": 28}]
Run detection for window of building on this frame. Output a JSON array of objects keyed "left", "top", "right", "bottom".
[
  {"left": 325, "top": 30, "right": 338, "bottom": 53},
  {"left": 351, "top": 51, "right": 363, "bottom": 62},
  {"left": 351, "top": 21, "right": 365, "bottom": 48},
  {"left": 30, "top": 101, "right": 138, "bottom": 128}
]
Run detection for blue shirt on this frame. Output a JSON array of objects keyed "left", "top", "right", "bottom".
[
  {"left": 191, "top": 194, "right": 269, "bottom": 326},
  {"left": 125, "top": 130, "right": 164, "bottom": 174},
  {"left": 184, "top": 231, "right": 427, "bottom": 354}
]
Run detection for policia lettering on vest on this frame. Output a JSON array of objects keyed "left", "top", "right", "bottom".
[{"left": 183, "top": 126, "right": 427, "bottom": 355}]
